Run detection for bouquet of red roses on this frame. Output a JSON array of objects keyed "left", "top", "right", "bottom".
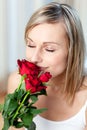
[{"left": 0, "top": 59, "right": 52, "bottom": 130}]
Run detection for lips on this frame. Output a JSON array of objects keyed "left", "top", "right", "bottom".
[{"left": 38, "top": 66, "right": 48, "bottom": 71}]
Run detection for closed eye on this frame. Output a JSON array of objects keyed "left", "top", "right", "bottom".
[
  {"left": 45, "top": 49, "right": 55, "bottom": 52},
  {"left": 27, "top": 44, "right": 36, "bottom": 48}
]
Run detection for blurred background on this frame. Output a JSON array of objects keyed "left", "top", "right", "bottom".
[{"left": 0, "top": 0, "right": 87, "bottom": 93}]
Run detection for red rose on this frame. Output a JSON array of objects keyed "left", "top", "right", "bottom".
[
  {"left": 25, "top": 78, "right": 46, "bottom": 93},
  {"left": 29, "top": 77, "right": 41, "bottom": 86},
  {"left": 25, "top": 79, "right": 36, "bottom": 93},
  {"left": 39, "top": 72, "right": 52, "bottom": 82},
  {"left": 17, "top": 59, "right": 52, "bottom": 94},
  {"left": 17, "top": 59, "right": 40, "bottom": 76},
  {"left": 36, "top": 85, "right": 47, "bottom": 92}
]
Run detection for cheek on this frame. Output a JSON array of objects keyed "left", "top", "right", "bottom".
[{"left": 46, "top": 53, "right": 68, "bottom": 77}]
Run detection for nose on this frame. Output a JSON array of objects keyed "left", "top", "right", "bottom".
[{"left": 30, "top": 48, "right": 42, "bottom": 64}]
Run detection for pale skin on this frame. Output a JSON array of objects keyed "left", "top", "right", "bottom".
[{"left": 7, "top": 23, "right": 87, "bottom": 130}]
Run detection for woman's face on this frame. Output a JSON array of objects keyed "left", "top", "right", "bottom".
[{"left": 26, "top": 23, "right": 69, "bottom": 78}]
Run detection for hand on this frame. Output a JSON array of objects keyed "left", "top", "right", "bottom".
[{"left": 9, "top": 127, "right": 24, "bottom": 130}]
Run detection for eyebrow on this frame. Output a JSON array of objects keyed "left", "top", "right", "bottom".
[{"left": 27, "top": 37, "right": 59, "bottom": 45}]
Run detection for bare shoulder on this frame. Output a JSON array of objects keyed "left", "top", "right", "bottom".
[{"left": 7, "top": 70, "right": 21, "bottom": 93}]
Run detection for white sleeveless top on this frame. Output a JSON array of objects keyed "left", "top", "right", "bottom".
[{"left": 25, "top": 101, "right": 87, "bottom": 130}]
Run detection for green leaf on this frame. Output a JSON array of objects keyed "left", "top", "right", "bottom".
[
  {"left": 15, "top": 89, "right": 25, "bottom": 101},
  {"left": 30, "top": 108, "right": 47, "bottom": 115},
  {"left": 13, "top": 121, "right": 24, "bottom": 128},
  {"left": 30, "top": 95, "right": 38, "bottom": 104},
  {"left": 40, "top": 89, "right": 47, "bottom": 95},
  {"left": 28, "top": 121, "right": 36, "bottom": 130},
  {"left": 2, "top": 117, "right": 10, "bottom": 130},
  {"left": 0, "top": 104, "right": 4, "bottom": 112},
  {"left": 21, "top": 112, "right": 33, "bottom": 127},
  {"left": 3, "top": 94, "right": 13, "bottom": 113},
  {"left": 2, "top": 94, "right": 19, "bottom": 118},
  {"left": 21, "top": 74, "right": 26, "bottom": 81},
  {"left": 21, "top": 82, "right": 26, "bottom": 90},
  {"left": 19, "top": 106, "right": 26, "bottom": 114},
  {"left": 7, "top": 99, "right": 18, "bottom": 114}
]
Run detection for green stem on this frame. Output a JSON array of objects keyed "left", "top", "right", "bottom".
[
  {"left": 16, "top": 75, "right": 26, "bottom": 91},
  {"left": 12, "top": 91, "right": 30, "bottom": 120}
]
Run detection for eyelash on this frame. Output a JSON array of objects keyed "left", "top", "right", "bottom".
[
  {"left": 45, "top": 49, "right": 55, "bottom": 52},
  {"left": 27, "top": 45, "right": 36, "bottom": 48},
  {"left": 27, "top": 44, "right": 55, "bottom": 52}
]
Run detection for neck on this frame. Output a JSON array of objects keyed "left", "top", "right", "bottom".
[{"left": 49, "top": 72, "right": 66, "bottom": 89}]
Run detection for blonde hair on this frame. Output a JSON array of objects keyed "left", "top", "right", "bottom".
[{"left": 25, "top": 2, "right": 85, "bottom": 102}]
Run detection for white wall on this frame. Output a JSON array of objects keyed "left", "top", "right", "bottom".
[{"left": 73, "top": 0, "right": 87, "bottom": 72}]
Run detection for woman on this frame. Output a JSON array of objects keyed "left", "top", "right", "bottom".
[{"left": 8, "top": 2, "right": 87, "bottom": 130}]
